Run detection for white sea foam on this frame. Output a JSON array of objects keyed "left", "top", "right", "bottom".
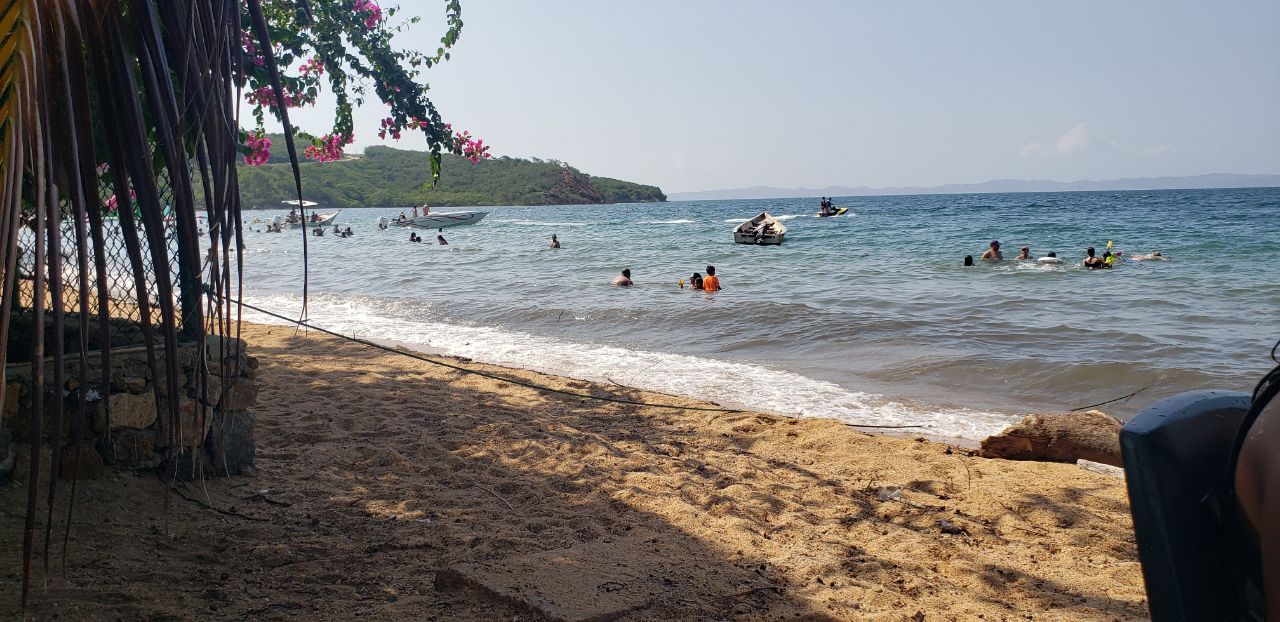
[
  {"left": 638, "top": 219, "right": 696, "bottom": 225},
  {"left": 505, "top": 220, "right": 588, "bottom": 227},
  {"left": 242, "top": 293, "right": 1019, "bottom": 441}
]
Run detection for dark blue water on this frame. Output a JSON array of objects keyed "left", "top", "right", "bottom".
[{"left": 240, "top": 187, "right": 1280, "bottom": 440}]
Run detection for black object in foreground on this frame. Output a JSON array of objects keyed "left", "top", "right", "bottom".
[{"left": 1120, "top": 390, "right": 1264, "bottom": 621}]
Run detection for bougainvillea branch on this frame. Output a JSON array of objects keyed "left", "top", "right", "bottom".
[{"left": 240, "top": 0, "right": 484, "bottom": 180}]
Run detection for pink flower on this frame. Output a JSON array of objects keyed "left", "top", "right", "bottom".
[
  {"left": 304, "top": 133, "right": 353, "bottom": 162},
  {"left": 353, "top": 0, "right": 382, "bottom": 29},
  {"left": 451, "top": 129, "right": 492, "bottom": 163},
  {"left": 243, "top": 132, "right": 273, "bottom": 166},
  {"left": 246, "top": 84, "right": 314, "bottom": 110},
  {"left": 241, "top": 33, "right": 265, "bottom": 68},
  {"left": 299, "top": 57, "right": 325, "bottom": 76}
]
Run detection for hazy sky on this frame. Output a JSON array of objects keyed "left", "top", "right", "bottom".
[{"left": 274, "top": 0, "right": 1280, "bottom": 193}]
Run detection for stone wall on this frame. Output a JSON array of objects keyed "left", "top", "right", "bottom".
[{"left": 1, "top": 334, "right": 257, "bottom": 481}]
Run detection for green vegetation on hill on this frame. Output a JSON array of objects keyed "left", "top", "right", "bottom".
[{"left": 235, "top": 139, "right": 665, "bottom": 209}]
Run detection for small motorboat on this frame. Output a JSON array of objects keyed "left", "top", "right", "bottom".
[
  {"left": 278, "top": 200, "right": 339, "bottom": 228},
  {"left": 734, "top": 212, "right": 786, "bottom": 245},
  {"left": 816, "top": 207, "right": 849, "bottom": 217},
  {"left": 276, "top": 210, "right": 340, "bottom": 229},
  {"left": 388, "top": 210, "right": 488, "bottom": 229}
]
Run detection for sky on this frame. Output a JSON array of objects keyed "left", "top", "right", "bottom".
[{"left": 271, "top": 0, "right": 1280, "bottom": 193}]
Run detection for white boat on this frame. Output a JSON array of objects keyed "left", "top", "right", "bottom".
[
  {"left": 277, "top": 200, "right": 339, "bottom": 228},
  {"left": 275, "top": 210, "right": 340, "bottom": 229},
  {"left": 734, "top": 212, "right": 786, "bottom": 245},
  {"left": 387, "top": 210, "right": 488, "bottom": 229}
]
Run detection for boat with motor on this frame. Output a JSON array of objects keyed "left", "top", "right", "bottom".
[
  {"left": 733, "top": 212, "right": 786, "bottom": 245},
  {"left": 277, "top": 200, "right": 339, "bottom": 228},
  {"left": 383, "top": 210, "right": 488, "bottom": 229}
]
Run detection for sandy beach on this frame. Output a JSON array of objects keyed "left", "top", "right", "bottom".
[{"left": 1, "top": 321, "right": 1148, "bottom": 620}]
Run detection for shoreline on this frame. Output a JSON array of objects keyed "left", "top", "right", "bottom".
[
  {"left": 1, "top": 321, "right": 1148, "bottom": 619},
  {"left": 239, "top": 298, "right": 1024, "bottom": 444},
  {"left": 362, "top": 334, "right": 988, "bottom": 450}
]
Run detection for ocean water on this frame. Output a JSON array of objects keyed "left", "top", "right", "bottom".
[{"left": 237, "top": 188, "right": 1280, "bottom": 441}]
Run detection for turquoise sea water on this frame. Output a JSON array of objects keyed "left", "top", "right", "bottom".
[{"left": 239, "top": 187, "right": 1280, "bottom": 440}]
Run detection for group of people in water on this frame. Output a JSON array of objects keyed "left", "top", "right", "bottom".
[
  {"left": 964, "top": 239, "right": 1168, "bottom": 268},
  {"left": 818, "top": 197, "right": 839, "bottom": 216},
  {"left": 408, "top": 228, "right": 448, "bottom": 245},
  {"left": 611, "top": 265, "right": 722, "bottom": 292},
  {"left": 313, "top": 224, "right": 354, "bottom": 238}
]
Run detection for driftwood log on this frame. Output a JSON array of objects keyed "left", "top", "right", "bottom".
[{"left": 978, "top": 410, "right": 1123, "bottom": 467}]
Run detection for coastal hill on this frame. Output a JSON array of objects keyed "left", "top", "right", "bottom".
[
  {"left": 236, "top": 140, "right": 666, "bottom": 209},
  {"left": 669, "top": 173, "right": 1280, "bottom": 200}
]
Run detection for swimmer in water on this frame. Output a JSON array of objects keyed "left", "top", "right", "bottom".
[
  {"left": 688, "top": 272, "right": 703, "bottom": 290},
  {"left": 1131, "top": 251, "right": 1168, "bottom": 261},
  {"left": 963, "top": 255, "right": 974, "bottom": 267},
  {"left": 1083, "top": 246, "right": 1109, "bottom": 269},
  {"left": 1015, "top": 246, "right": 1031, "bottom": 261},
  {"left": 980, "top": 240, "right": 1003, "bottom": 261},
  {"left": 702, "top": 265, "right": 721, "bottom": 291},
  {"left": 549, "top": 234, "right": 560, "bottom": 249},
  {"left": 612, "top": 269, "right": 633, "bottom": 286}
]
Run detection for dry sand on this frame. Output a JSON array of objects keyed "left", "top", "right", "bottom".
[{"left": 1, "top": 322, "right": 1148, "bottom": 620}]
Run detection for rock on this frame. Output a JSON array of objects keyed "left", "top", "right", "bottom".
[
  {"left": 59, "top": 444, "right": 104, "bottom": 480},
  {"left": 205, "top": 410, "right": 254, "bottom": 476},
  {"left": 112, "top": 373, "right": 147, "bottom": 394},
  {"left": 978, "top": 410, "right": 1123, "bottom": 467},
  {"left": 0, "top": 428, "right": 14, "bottom": 483},
  {"left": 220, "top": 377, "right": 258, "bottom": 411},
  {"left": 206, "top": 335, "right": 249, "bottom": 377},
  {"left": 187, "top": 374, "right": 223, "bottom": 408},
  {"left": 106, "top": 392, "right": 158, "bottom": 430},
  {"left": 10, "top": 446, "right": 53, "bottom": 486},
  {"left": 3, "top": 382, "right": 21, "bottom": 424},
  {"left": 97, "top": 429, "right": 158, "bottom": 469},
  {"left": 155, "top": 398, "right": 214, "bottom": 448},
  {"left": 206, "top": 334, "right": 247, "bottom": 357}
]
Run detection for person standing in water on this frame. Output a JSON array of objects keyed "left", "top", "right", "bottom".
[
  {"left": 550, "top": 234, "right": 561, "bottom": 249},
  {"left": 612, "top": 269, "right": 633, "bottom": 286},
  {"left": 1015, "top": 246, "right": 1032, "bottom": 260},
  {"left": 703, "top": 265, "right": 721, "bottom": 291},
  {"left": 437, "top": 229, "right": 448, "bottom": 245},
  {"left": 980, "top": 240, "right": 1003, "bottom": 261},
  {"left": 1083, "top": 246, "right": 1109, "bottom": 269},
  {"left": 688, "top": 272, "right": 703, "bottom": 290}
]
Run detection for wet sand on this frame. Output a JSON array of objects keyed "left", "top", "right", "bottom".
[{"left": 0, "top": 321, "right": 1148, "bottom": 620}]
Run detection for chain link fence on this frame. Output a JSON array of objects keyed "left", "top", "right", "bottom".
[{"left": 11, "top": 170, "right": 198, "bottom": 358}]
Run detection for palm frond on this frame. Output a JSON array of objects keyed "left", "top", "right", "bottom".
[{"left": 1, "top": 0, "right": 289, "bottom": 607}]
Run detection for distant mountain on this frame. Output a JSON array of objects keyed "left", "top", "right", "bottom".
[
  {"left": 235, "top": 140, "right": 665, "bottom": 209},
  {"left": 667, "top": 174, "right": 1280, "bottom": 201}
]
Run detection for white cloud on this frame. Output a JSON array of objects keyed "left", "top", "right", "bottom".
[
  {"left": 1055, "top": 123, "right": 1090, "bottom": 154},
  {"left": 1021, "top": 122, "right": 1096, "bottom": 157},
  {"left": 1020, "top": 142, "right": 1044, "bottom": 157}
]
